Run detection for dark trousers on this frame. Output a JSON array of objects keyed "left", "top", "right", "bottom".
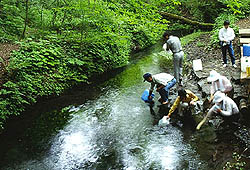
[
  {"left": 158, "top": 78, "right": 176, "bottom": 102},
  {"left": 220, "top": 41, "right": 235, "bottom": 65}
]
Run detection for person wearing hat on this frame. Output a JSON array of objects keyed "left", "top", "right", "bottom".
[
  {"left": 219, "top": 20, "right": 237, "bottom": 68},
  {"left": 143, "top": 72, "right": 176, "bottom": 105},
  {"left": 196, "top": 91, "right": 239, "bottom": 130},
  {"left": 163, "top": 88, "right": 199, "bottom": 119},
  {"left": 207, "top": 70, "right": 233, "bottom": 103},
  {"left": 162, "top": 31, "right": 184, "bottom": 87}
]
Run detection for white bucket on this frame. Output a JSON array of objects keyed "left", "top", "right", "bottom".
[
  {"left": 158, "top": 117, "right": 170, "bottom": 127},
  {"left": 163, "top": 43, "right": 167, "bottom": 51},
  {"left": 193, "top": 59, "right": 203, "bottom": 71}
]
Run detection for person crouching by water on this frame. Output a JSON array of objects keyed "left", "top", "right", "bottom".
[
  {"left": 143, "top": 73, "right": 176, "bottom": 105},
  {"left": 207, "top": 70, "right": 233, "bottom": 103},
  {"left": 163, "top": 89, "right": 199, "bottom": 120},
  {"left": 196, "top": 91, "right": 239, "bottom": 130}
]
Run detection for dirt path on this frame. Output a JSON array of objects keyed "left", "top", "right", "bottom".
[{"left": 0, "top": 43, "right": 19, "bottom": 85}]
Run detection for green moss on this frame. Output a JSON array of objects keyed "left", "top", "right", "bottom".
[{"left": 181, "top": 31, "right": 208, "bottom": 46}]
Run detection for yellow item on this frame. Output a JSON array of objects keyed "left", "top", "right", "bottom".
[
  {"left": 167, "top": 89, "right": 199, "bottom": 117},
  {"left": 247, "top": 67, "right": 250, "bottom": 77}
]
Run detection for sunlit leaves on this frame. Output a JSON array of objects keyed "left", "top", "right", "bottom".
[{"left": 218, "top": 0, "right": 247, "bottom": 15}]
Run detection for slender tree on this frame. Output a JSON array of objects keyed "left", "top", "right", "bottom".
[{"left": 22, "top": 0, "right": 29, "bottom": 38}]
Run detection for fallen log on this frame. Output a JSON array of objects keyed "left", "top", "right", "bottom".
[{"left": 160, "top": 12, "right": 214, "bottom": 29}]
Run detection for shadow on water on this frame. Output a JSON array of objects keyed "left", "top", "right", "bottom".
[{"left": 0, "top": 41, "right": 211, "bottom": 170}]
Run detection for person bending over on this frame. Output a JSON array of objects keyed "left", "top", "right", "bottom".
[
  {"left": 143, "top": 72, "right": 176, "bottom": 105},
  {"left": 196, "top": 91, "right": 239, "bottom": 130},
  {"left": 207, "top": 70, "right": 233, "bottom": 103},
  {"left": 165, "top": 89, "right": 199, "bottom": 119}
]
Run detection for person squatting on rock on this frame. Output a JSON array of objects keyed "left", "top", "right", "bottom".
[
  {"left": 162, "top": 89, "right": 199, "bottom": 120},
  {"left": 143, "top": 73, "right": 176, "bottom": 105},
  {"left": 196, "top": 91, "right": 239, "bottom": 130},
  {"left": 219, "top": 20, "right": 237, "bottom": 68},
  {"left": 207, "top": 70, "right": 233, "bottom": 103},
  {"left": 162, "top": 31, "right": 184, "bottom": 87}
]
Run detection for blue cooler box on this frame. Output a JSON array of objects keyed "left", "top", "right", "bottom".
[
  {"left": 141, "top": 89, "right": 155, "bottom": 102},
  {"left": 243, "top": 44, "right": 250, "bottom": 56}
]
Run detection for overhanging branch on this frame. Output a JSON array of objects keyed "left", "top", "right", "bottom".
[{"left": 160, "top": 11, "right": 214, "bottom": 29}]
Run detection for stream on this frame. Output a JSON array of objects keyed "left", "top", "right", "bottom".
[{"left": 0, "top": 43, "right": 210, "bottom": 170}]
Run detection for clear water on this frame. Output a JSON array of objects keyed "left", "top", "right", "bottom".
[{"left": 1, "top": 44, "right": 208, "bottom": 170}]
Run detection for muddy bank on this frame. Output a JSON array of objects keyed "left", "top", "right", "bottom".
[{"left": 179, "top": 32, "right": 250, "bottom": 169}]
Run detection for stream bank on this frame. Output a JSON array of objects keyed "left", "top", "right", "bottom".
[
  {"left": 0, "top": 40, "right": 211, "bottom": 170},
  {"left": 180, "top": 32, "right": 250, "bottom": 169},
  {"left": 0, "top": 31, "right": 249, "bottom": 169}
]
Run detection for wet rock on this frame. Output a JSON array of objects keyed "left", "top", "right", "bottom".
[
  {"left": 234, "top": 126, "right": 250, "bottom": 149},
  {"left": 193, "top": 70, "right": 208, "bottom": 80},
  {"left": 129, "top": 146, "right": 143, "bottom": 154},
  {"left": 195, "top": 126, "right": 217, "bottom": 143},
  {"left": 233, "top": 84, "right": 249, "bottom": 99},
  {"left": 197, "top": 80, "right": 210, "bottom": 98}
]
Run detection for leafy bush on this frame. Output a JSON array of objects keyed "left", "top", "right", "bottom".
[
  {"left": 0, "top": 0, "right": 171, "bottom": 129},
  {"left": 180, "top": 0, "right": 222, "bottom": 23},
  {"left": 0, "top": 40, "right": 67, "bottom": 128},
  {"left": 218, "top": 0, "right": 250, "bottom": 16},
  {"left": 223, "top": 152, "right": 246, "bottom": 170}
]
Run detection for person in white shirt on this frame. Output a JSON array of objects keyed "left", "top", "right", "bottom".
[
  {"left": 162, "top": 32, "right": 184, "bottom": 87},
  {"left": 196, "top": 91, "right": 239, "bottom": 130},
  {"left": 207, "top": 70, "right": 233, "bottom": 102},
  {"left": 218, "top": 20, "right": 237, "bottom": 68},
  {"left": 143, "top": 73, "right": 176, "bottom": 105}
]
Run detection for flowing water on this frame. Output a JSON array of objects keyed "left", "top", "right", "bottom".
[{"left": 0, "top": 44, "right": 209, "bottom": 170}]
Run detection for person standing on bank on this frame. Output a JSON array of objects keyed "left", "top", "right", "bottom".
[
  {"left": 219, "top": 20, "right": 237, "bottom": 68},
  {"left": 143, "top": 73, "right": 176, "bottom": 105},
  {"left": 162, "top": 32, "right": 184, "bottom": 87}
]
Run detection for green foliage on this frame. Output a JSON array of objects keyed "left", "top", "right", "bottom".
[
  {"left": 180, "top": 0, "right": 222, "bottom": 23},
  {"left": 196, "top": 41, "right": 205, "bottom": 47},
  {"left": 220, "top": 0, "right": 243, "bottom": 14},
  {"left": 0, "top": 80, "right": 29, "bottom": 130},
  {"left": 0, "top": 0, "right": 172, "bottom": 129},
  {"left": 0, "top": 0, "right": 249, "bottom": 131},
  {"left": 0, "top": 0, "right": 24, "bottom": 41},
  {"left": 218, "top": 0, "right": 250, "bottom": 16},
  {"left": 0, "top": 40, "right": 86, "bottom": 126},
  {"left": 210, "top": 13, "right": 238, "bottom": 48},
  {"left": 180, "top": 31, "right": 206, "bottom": 46},
  {"left": 223, "top": 152, "right": 246, "bottom": 170}
]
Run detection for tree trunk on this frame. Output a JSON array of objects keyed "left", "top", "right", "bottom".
[
  {"left": 160, "top": 11, "right": 214, "bottom": 29},
  {"left": 22, "top": 0, "right": 29, "bottom": 38}
]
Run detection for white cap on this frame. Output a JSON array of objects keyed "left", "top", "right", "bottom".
[
  {"left": 213, "top": 91, "right": 225, "bottom": 103},
  {"left": 207, "top": 70, "right": 220, "bottom": 82}
]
